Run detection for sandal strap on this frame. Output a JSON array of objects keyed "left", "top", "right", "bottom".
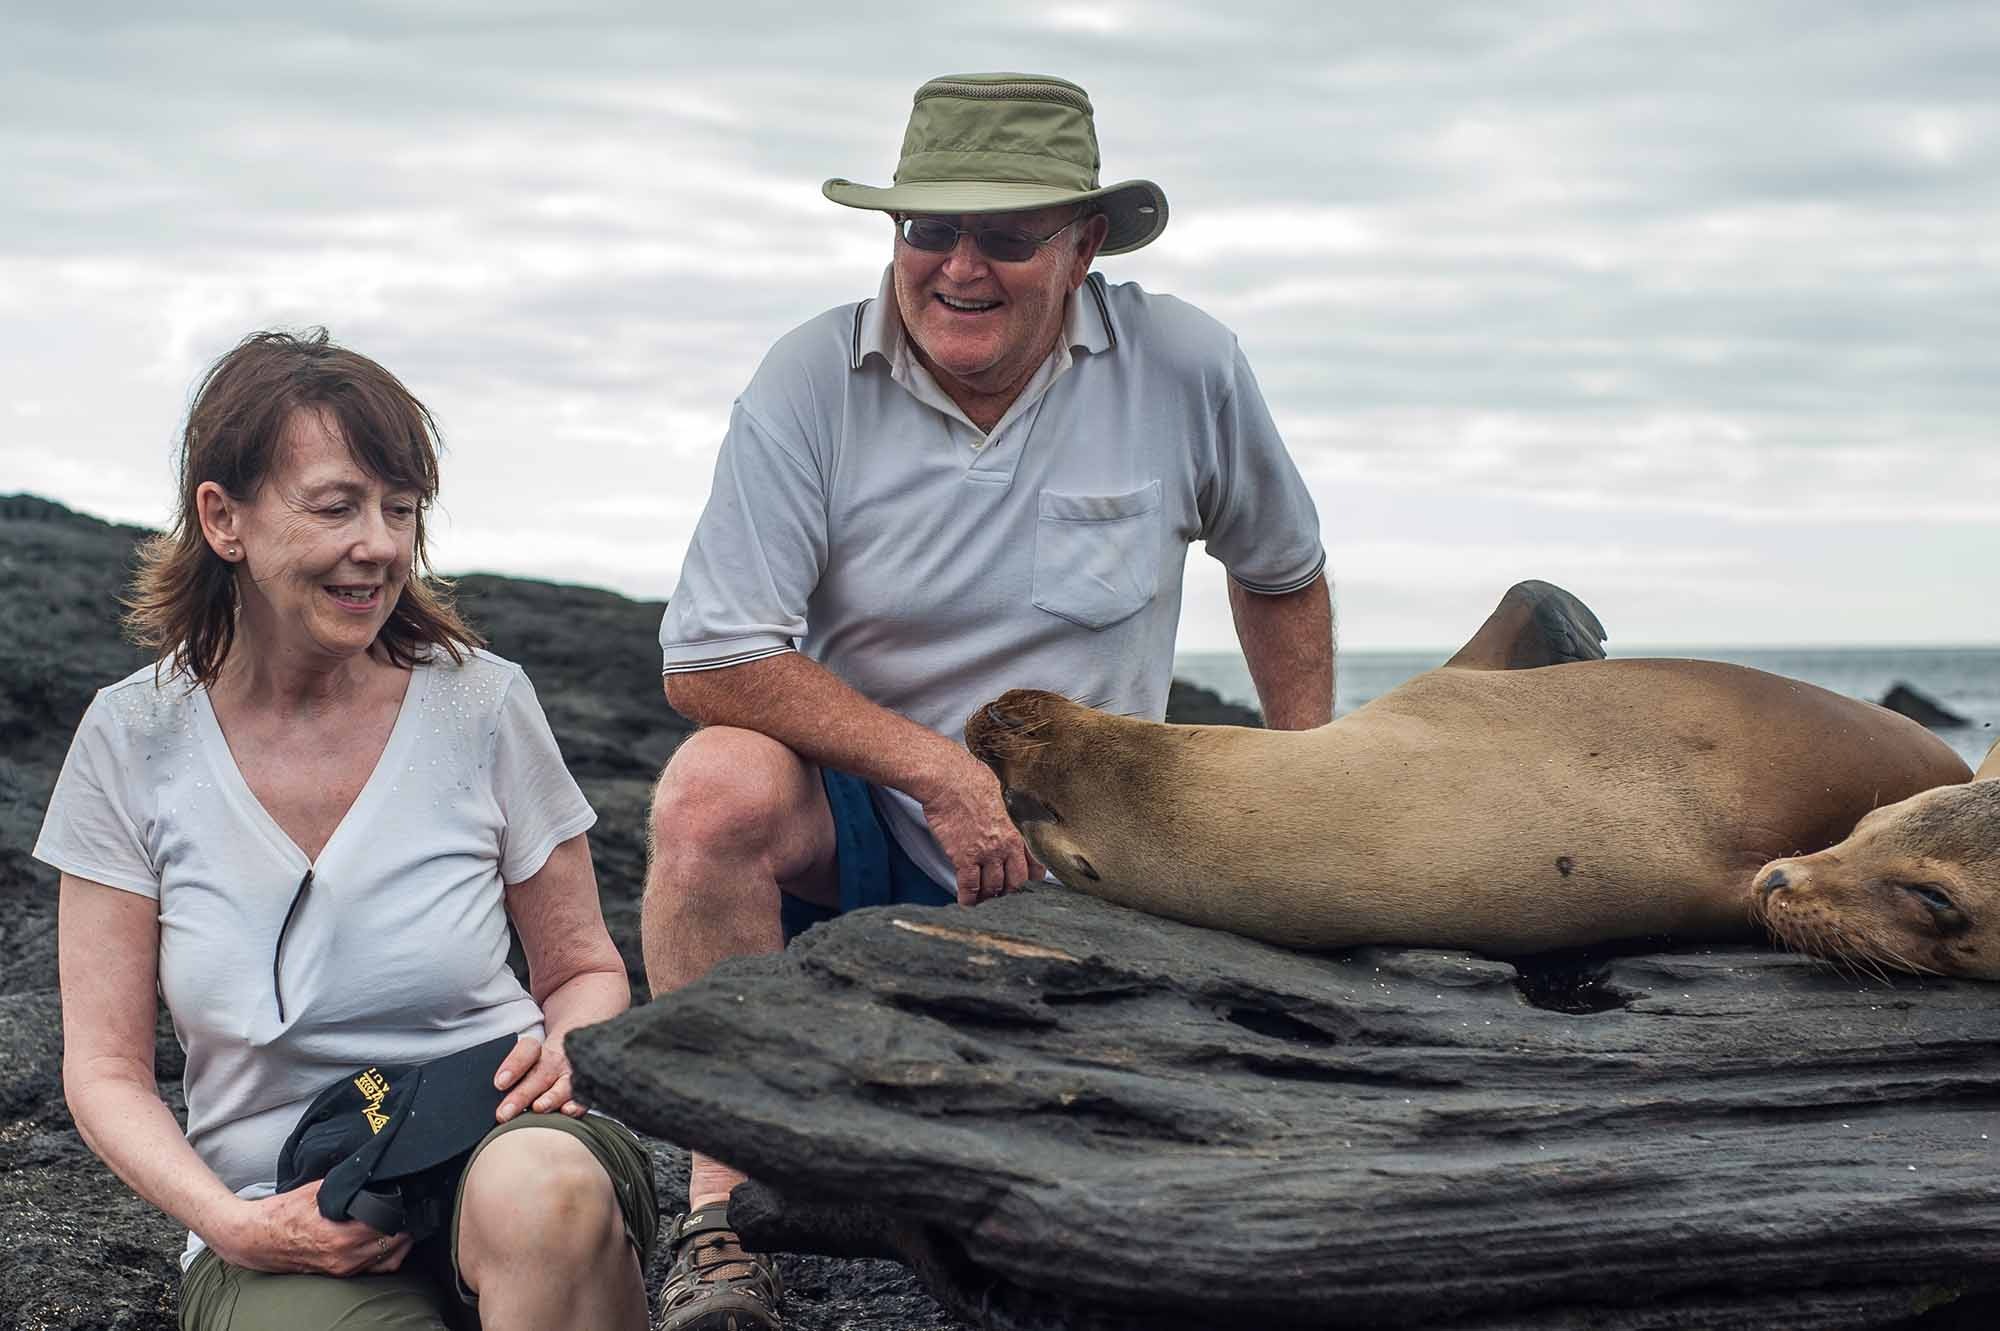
[
  {"left": 667, "top": 1203, "right": 740, "bottom": 1249},
  {"left": 659, "top": 1205, "right": 783, "bottom": 1321}
]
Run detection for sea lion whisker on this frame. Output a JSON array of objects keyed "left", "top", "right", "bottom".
[
  {"left": 1868, "top": 935, "right": 1943, "bottom": 979},
  {"left": 1789, "top": 919, "right": 1874, "bottom": 982},
  {"left": 1760, "top": 905, "right": 1808, "bottom": 956},
  {"left": 1814, "top": 923, "right": 1869, "bottom": 975},
  {"left": 1810, "top": 930, "right": 1863, "bottom": 980},
  {"left": 1837, "top": 928, "right": 1902, "bottom": 986},
  {"left": 1840, "top": 947, "right": 1888, "bottom": 979},
  {"left": 1834, "top": 943, "right": 1883, "bottom": 986},
  {"left": 1060, "top": 696, "right": 1153, "bottom": 721}
]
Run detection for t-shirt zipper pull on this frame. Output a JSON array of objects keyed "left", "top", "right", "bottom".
[{"left": 273, "top": 867, "right": 314, "bottom": 1023}]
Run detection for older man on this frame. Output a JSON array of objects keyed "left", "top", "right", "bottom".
[{"left": 642, "top": 72, "right": 1331, "bottom": 1331}]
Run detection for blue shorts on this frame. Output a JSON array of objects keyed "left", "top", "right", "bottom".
[{"left": 779, "top": 768, "right": 955, "bottom": 942}]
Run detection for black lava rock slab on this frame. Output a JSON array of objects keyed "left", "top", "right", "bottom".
[{"left": 569, "top": 887, "right": 2000, "bottom": 1331}]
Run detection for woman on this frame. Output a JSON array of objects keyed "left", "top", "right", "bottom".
[{"left": 34, "top": 330, "right": 655, "bottom": 1330}]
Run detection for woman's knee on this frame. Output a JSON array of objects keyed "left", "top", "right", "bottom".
[{"left": 457, "top": 1128, "right": 624, "bottom": 1279}]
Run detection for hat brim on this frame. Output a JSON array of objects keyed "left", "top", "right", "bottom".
[
  {"left": 281, "top": 1033, "right": 517, "bottom": 1194},
  {"left": 821, "top": 177, "right": 1168, "bottom": 256},
  {"left": 370, "top": 1033, "right": 514, "bottom": 1179}
]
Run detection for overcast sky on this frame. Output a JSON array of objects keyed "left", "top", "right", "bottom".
[{"left": 3, "top": 1, "right": 1995, "bottom": 649}]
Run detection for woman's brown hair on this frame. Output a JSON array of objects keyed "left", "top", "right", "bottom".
[{"left": 125, "top": 328, "right": 484, "bottom": 685}]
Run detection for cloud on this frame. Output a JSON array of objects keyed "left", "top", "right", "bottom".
[{"left": 1, "top": 0, "right": 1995, "bottom": 648}]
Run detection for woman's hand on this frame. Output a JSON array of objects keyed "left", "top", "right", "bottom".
[
  {"left": 495, "top": 1032, "right": 585, "bottom": 1121},
  {"left": 212, "top": 1182, "right": 414, "bottom": 1276}
]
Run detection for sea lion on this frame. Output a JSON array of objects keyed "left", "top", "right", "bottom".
[
  {"left": 964, "top": 581, "right": 1981, "bottom": 973},
  {"left": 1755, "top": 738, "right": 2000, "bottom": 977}
]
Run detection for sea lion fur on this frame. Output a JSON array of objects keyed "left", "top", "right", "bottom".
[{"left": 966, "top": 582, "right": 1986, "bottom": 975}]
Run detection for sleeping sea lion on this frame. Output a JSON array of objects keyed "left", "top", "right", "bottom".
[
  {"left": 964, "top": 581, "right": 1985, "bottom": 974},
  {"left": 1755, "top": 738, "right": 2000, "bottom": 976}
]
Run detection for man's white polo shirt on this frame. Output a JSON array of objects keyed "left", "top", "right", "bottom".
[{"left": 660, "top": 267, "right": 1324, "bottom": 891}]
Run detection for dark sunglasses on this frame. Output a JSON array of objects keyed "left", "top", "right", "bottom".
[{"left": 897, "top": 214, "right": 1084, "bottom": 264}]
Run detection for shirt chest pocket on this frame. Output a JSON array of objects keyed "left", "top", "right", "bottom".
[{"left": 1031, "top": 480, "right": 1163, "bottom": 630}]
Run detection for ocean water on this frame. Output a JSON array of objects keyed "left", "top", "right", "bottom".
[{"left": 1173, "top": 646, "right": 2000, "bottom": 771}]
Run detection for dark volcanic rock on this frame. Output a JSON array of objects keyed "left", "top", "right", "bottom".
[
  {"left": 569, "top": 889, "right": 2000, "bottom": 1331},
  {"left": 1881, "top": 682, "right": 1970, "bottom": 729},
  {"left": 0, "top": 498, "right": 152, "bottom": 999},
  {"left": 451, "top": 572, "right": 696, "bottom": 782},
  {"left": 1, "top": 993, "right": 187, "bottom": 1331},
  {"left": 1164, "top": 677, "right": 1262, "bottom": 727}
]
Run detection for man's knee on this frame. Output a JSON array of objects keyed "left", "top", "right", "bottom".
[{"left": 648, "top": 727, "right": 818, "bottom": 882}]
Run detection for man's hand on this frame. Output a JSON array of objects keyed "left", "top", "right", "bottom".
[
  {"left": 494, "top": 1033, "right": 586, "bottom": 1121},
  {"left": 665, "top": 651, "right": 1047, "bottom": 904},
  {"left": 915, "top": 745, "right": 1043, "bottom": 906}
]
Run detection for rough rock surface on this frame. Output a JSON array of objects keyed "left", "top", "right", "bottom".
[
  {"left": 1880, "top": 683, "right": 1971, "bottom": 729},
  {"left": 570, "top": 889, "right": 2000, "bottom": 1330},
  {"left": 0, "top": 495, "right": 1258, "bottom": 1329}
]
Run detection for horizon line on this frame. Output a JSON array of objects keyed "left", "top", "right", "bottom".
[{"left": 1176, "top": 641, "right": 2000, "bottom": 656}]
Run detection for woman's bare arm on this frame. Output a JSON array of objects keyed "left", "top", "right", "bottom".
[
  {"left": 493, "top": 833, "right": 632, "bottom": 1120},
  {"left": 59, "top": 874, "right": 410, "bottom": 1275}
]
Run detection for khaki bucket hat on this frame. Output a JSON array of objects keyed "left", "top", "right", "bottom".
[{"left": 823, "top": 72, "right": 1169, "bottom": 256}]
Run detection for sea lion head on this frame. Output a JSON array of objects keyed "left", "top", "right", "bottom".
[
  {"left": 964, "top": 688, "right": 1173, "bottom": 897},
  {"left": 1753, "top": 777, "right": 2000, "bottom": 980}
]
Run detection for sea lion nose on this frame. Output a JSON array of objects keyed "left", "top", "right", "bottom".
[
  {"left": 984, "top": 700, "right": 1023, "bottom": 729},
  {"left": 1003, "top": 787, "right": 1059, "bottom": 826},
  {"left": 1758, "top": 867, "right": 1790, "bottom": 899},
  {"left": 966, "top": 697, "right": 1027, "bottom": 767}
]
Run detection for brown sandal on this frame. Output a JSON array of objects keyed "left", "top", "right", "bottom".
[{"left": 655, "top": 1203, "right": 785, "bottom": 1331}]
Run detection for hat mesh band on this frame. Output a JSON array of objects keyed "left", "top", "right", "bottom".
[
  {"left": 919, "top": 81, "right": 1092, "bottom": 112},
  {"left": 896, "top": 148, "right": 1095, "bottom": 191}
]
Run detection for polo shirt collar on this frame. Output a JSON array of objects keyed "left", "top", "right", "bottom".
[{"left": 850, "top": 267, "right": 1117, "bottom": 374}]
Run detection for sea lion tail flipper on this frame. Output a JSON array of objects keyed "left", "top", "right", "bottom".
[
  {"left": 1444, "top": 580, "right": 1608, "bottom": 671},
  {"left": 1976, "top": 737, "right": 2000, "bottom": 783}
]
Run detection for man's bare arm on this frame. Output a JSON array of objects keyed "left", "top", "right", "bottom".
[
  {"left": 1227, "top": 570, "right": 1335, "bottom": 730},
  {"left": 664, "top": 652, "right": 1035, "bottom": 903}
]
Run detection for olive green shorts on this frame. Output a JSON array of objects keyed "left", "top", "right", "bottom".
[{"left": 179, "top": 1112, "right": 658, "bottom": 1331}]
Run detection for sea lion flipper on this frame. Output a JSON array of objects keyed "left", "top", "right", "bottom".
[
  {"left": 1977, "top": 738, "right": 1999, "bottom": 783},
  {"left": 1444, "top": 581, "right": 1607, "bottom": 671}
]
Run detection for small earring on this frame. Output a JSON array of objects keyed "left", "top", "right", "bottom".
[{"left": 227, "top": 545, "right": 240, "bottom": 560}]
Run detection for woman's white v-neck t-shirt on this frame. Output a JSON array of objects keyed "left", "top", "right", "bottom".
[{"left": 34, "top": 648, "right": 594, "bottom": 1261}]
